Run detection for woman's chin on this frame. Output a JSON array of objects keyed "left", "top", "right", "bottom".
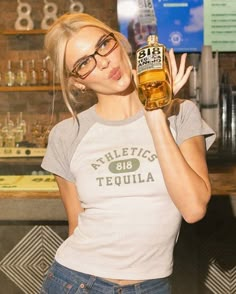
[{"left": 116, "top": 74, "right": 134, "bottom": 92}]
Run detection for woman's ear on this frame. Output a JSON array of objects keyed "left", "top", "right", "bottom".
[
  {"left": 69, "top": 78, "right": 87, "bottom": 93},
  {"left": 74, "top": 82, "right": 86, "bottom": 92}
]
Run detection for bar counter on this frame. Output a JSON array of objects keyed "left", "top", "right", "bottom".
[
  {"left": 0, "top": 156, "right": 235, "bottom": 198},
  {"left": 0, "top": 158, "right": 235, "bottom": 220}
]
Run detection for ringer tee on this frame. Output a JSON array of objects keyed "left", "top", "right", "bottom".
[{"left": 41, "top": 99, "right": 215, "bottom": 280}]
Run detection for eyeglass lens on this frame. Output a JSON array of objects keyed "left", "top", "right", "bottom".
[{"left": 72, "top": 33, "right": 117, "bottom": 78}]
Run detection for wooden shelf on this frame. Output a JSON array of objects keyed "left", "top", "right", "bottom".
[
  {"left": 0, "top": 85, "right": 61, "bottom": 92},
  {"left": 0, "top": 158, "right": 43, "bottom": 165},
  {"left": 0, "top": 29, "right": 47, "bottom": 35},
  {"left": 0, "top": 190, "right": 60, "bottom": 199}
]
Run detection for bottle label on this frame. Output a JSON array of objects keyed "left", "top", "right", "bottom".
[{"left": 136, "top": 46, "right": 163, "bottom": 75}]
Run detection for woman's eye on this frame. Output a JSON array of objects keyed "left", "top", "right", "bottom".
[
  {"left": 78, "top": 58, "right": 90, "bottom": 69},
  {"left": 100, "top": 38, "right": 111, "bottom": 49}
]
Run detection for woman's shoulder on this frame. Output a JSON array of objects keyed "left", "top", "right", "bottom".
[
  {"left": 52, "top": 106, "right": 94, "bottom": 131},
  {"left": 49, "top": 105, "right": 96, "bottom": 143},
  {"left": 49, "top": 117, "right": 78, "bottom": 141}
]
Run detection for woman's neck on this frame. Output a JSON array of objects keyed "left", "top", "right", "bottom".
[{"left": 95, "top": 90, "right": 143, "bottom": 121}]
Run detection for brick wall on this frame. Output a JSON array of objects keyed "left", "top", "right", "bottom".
[{"left": 0, "top": 1, "right": 119, "bottom": 117}]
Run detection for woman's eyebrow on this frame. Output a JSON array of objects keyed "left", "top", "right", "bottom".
[
  {"left": 95, "top": 33, "right": 107, "bottom": 48},
  {"left": 72, "top": 33, "right": 107, "bottom": 68}
]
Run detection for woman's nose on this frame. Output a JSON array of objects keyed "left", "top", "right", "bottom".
[{"left": 96, "top": 55, "right": 110, "bottom": 70}]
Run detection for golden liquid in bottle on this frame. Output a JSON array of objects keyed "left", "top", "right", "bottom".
[{"left": 136, "top": 36, "right": 172, "bottom": 110}]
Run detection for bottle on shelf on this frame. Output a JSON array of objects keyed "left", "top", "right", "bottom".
[
  {"left": 19, "top": 112, "right": 27, "bottom": 136},
  {"left": 14, "top": 112, "right": 27, "bottom": 146},
  {"left": 14, "top": 118, "right": 24, "bottom": 146},
  {"left": 136, "top": 35, "right": 172, "bottom": 110},
  {"left": 16, "top": 59, "right": 27, "bottom": 86},
  {"left": 28, "top": 59, "right": 38, "bottom": 86},
  {"left": 4, "top": 60, "right": 15, "bottom": 87},
  {"left": 3, "top": 112, "right": 15, "bottom": 147},
  {"left": 40, "top": 58, "right": 50, "bottom": 85},
  {"left": 0, "top": 134, "right": 3, "bottom": 147},
  {"left": 0, "top": 122, "right": 3, "bottom": 147}
]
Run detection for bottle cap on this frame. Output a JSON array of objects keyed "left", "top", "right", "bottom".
[{"left": 147, "top": 35, "right": 158, "bottom": 45}]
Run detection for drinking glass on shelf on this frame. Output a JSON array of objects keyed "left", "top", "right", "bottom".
[
  {"left": 31, "top": 120, "right": 51, "bottom": 148},
  {"left": 1, "top": 112, "right": 15, "bottom": 147},
  {"left": 5, "top": 131, "right": 15, "bottom": 147},
  {"left": 0, "top": 135, "right": 3, "bottom": 147},
  {"left": 14, "top": 119, "right": 24, "bottom": 145}
]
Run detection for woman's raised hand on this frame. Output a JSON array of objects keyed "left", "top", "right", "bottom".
[{"left": 169, "top": 48, "right": 193, "bottom": 96}]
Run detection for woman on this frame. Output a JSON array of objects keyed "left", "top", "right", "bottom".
[{"left": 40, "top": 13, "right": 215, "bottom": 294}]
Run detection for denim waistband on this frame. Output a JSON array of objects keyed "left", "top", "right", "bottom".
[{"left": 40, "top": 260, "right": 172, "bottom": 294}]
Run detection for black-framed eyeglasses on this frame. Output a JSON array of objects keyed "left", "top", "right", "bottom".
[{"left": 69, "top": 33, "right": 118, "bottom": 79}]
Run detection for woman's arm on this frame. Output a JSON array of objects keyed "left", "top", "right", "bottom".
[
  {"left": 145, "top": 109, "right": 211, "bottom": 224},
  {"left": 55, "top": 175, "right": 84, "bottom": 236}
]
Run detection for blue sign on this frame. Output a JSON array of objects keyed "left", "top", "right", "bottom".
[{"left": 117, "top": 0, "right": 203, "bottom": 53}]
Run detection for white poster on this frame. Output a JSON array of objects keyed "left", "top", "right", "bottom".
[{"left": 204, "top": 0, "right": 236, "bottom": 52}]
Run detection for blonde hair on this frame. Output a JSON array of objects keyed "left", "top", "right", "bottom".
[{"left": 45, "top": 13, "right": 132, "bottom": 116}]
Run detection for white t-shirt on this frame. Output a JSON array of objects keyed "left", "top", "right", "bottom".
[{"left": 41, "top": 99, "right": 215, "bottom": 280}]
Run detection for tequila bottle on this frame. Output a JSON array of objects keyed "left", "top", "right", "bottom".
[
  {"left": 40, "top": 58, "right": 50, "bottom": 85},
  {"left": 29, "top": 59, "right": 38, "bottom": 85},
  {"left": 5, "top": 60, "right": 15, "bottom": 87},
  {"left": 136, "top": 35, "right": 172, "bottom": 110},
  {"left": 16, "top": 59, "right": 27, "bottom": 86}
]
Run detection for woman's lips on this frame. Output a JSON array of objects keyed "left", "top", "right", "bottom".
[{"left": 108, "top": 67, "right": 121, "bottom": 80}]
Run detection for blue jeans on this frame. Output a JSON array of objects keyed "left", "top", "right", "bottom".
[{"left": 40, "top": 261, "right": 172, "bottom": 294}]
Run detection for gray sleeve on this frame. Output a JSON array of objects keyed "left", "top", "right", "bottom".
[
  {"left": 41, "top": 119, "right": 77, "bottom": 182},
  {"left": 174, "top": 100, "right": 216, "bottom": 150}
]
